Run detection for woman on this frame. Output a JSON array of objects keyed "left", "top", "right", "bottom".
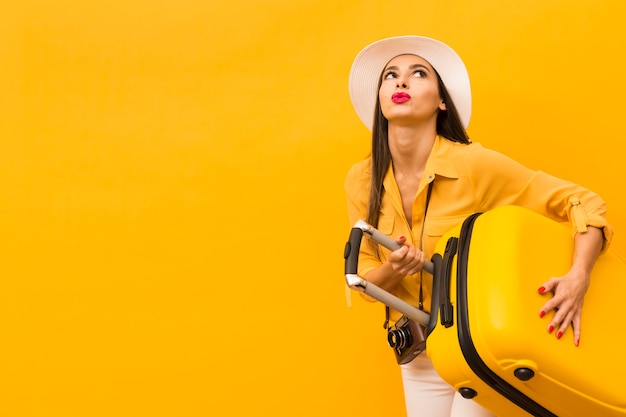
[{"left": 344, "top": 36, "right": 612, "bottom": 417}]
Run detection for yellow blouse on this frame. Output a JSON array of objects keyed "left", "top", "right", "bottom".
[{"left": 345, "top": 136, "right": 612, "bottom": 320}]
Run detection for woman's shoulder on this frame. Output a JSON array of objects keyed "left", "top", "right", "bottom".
[
  {"left": 441, "top": 139, "right": 531, "bottom": 177},
  {"left": 441, "top": 138, "right": 505, "bottom": 161},
  {"left": 437, "top": 139, "right": 519, "bottom": 176},
  {"left": 437, "top": 137, "right": 487, "bottom": 160},
  {"left": 345, "top": 156, "right": 371, "bottom": 182},
  {"left": 344, "top": 157, "right": 372, "bottom": 198}
]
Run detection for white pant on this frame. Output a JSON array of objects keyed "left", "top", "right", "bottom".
[{"left": 400, "top": 354, "right": 496, "bottom": 417}]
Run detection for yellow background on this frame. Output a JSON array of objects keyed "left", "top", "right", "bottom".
[{"left": 2, "top": 1, "right": 624, "bottom": 416}]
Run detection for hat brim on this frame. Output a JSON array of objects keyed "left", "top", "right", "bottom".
[{"left": 349, "top": 36, "right": 471, "bottom": 130}]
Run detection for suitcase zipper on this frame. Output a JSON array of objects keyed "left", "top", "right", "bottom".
[{"left": 456, "top": 212, "right": 557, "bottom": 417}]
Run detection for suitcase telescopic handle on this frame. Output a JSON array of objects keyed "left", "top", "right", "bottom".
[
  {"left": 353, "top": 220, "right": 435, "bottom": 275},
  {"left": 344, "top": 221, "right": 431, "bottom": 327}
]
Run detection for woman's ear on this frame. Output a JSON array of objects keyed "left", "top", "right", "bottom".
[{"left": 439, "top": 101, "right": 447, "bottom": 111}]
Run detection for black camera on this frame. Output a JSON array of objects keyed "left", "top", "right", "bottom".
[{"left": 387, "top": 315, "right": 426, "bottom": 364}]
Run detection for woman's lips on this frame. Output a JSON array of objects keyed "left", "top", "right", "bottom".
[{"left": 392, "top": 92, "right": 410, "bottom": 103}]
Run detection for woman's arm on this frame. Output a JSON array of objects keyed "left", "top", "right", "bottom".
[
  {"left": 467, "top": 145, "right": 610, "bottom": 345},
  {"left": 537, "top": 226, "right": 604, "bottom": 346}
]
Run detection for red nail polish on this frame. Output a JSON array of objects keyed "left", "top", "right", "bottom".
[
  {"left": 548, "top": 325, "right": 554, "bottom": 333},
  {"left": 575, "top": 338, "right": 580, "bottom": 347},
  {"left": 538, "top": 286, "right": 546, "bottom": 293},
  {"left": 539, "top": 311, "right": 545, "bottom": 318},
  {"left": 557, "top": 331, "right": 563, "bottom": 339}
]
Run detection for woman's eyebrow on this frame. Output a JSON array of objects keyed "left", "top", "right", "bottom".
[{"left": 383, "top": 64, "right": 430, "bottom": 72}]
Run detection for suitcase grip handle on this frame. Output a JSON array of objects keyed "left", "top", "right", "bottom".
[
  {"left": 353, "top": 220, "right": 434, "bottom": 275},
  {"left": 344, "top": 227, "right": 363, "bottom": 275},
  {"left": 344, "top": 222, "right": 431, "bottom": 327}
]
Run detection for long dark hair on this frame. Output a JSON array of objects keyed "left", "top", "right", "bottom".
[{"left": 366, "top": 70, "right": 470, "bottom": 229}]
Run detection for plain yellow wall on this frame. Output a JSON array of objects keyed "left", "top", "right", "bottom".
[{"left": 2, "top": 1, "right": 625, "bottom": 416}]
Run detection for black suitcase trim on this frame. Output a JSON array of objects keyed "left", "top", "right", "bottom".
[
  {"left": 428, "top": 237, "right": 459, "bottom": 337},
  {"left": 455, "top": 213, "right": 557, "bottom": 417}
]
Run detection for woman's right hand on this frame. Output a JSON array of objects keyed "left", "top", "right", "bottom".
[{"left": 387, "top": 235, "right": 426, "bottom": 276}]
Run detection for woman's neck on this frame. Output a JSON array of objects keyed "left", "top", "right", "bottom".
[{"left": 387, "top": 124, "right": 436, "bottom": 175}]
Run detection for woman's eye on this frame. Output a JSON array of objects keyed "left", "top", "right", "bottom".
[
  {"left": 383, "top": 71, "right": 397, "bottom": 79},
  {"left": 412, "top": 70, "right": 426, "bottom": 78}
]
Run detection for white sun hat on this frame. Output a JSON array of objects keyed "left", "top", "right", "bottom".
[{"left": 348, "top": 35, "right": 472, "bottom": 130}]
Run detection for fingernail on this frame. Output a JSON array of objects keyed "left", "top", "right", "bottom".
[
  {"left": 538, "top": 286, "right": 546, "bottom": 293},
  {"left": 575, "top": 338, "right": 580, "bottom": 347},
  {"left": 557, "top": 331, "right": 563, "bottom": 339},
  {"left": 539, "top": 311, "right": 545, "bottom": 318},
  {"left": 398, "top": 235, "right": 405, "bottom": 240},
  {"left": 548, "top": 325, "right": 554, "bottom": 333}
]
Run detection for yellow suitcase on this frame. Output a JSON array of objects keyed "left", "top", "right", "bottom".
[
  {"left": 344, "top": 205, "right": 626, "bottom": 416},
  {"left": 426, "top": 205, "right": 626, "bottom": 416}
]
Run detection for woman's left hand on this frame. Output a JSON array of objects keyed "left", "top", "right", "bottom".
[{"left": 537, "top": 266, "right": 590, "bottom": 346}]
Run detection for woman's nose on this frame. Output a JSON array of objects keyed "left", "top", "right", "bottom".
[{"left": 396, "top": 79, "right": 408, "bottom": 88}]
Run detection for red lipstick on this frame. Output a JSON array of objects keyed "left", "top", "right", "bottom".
[{"left": 392, "top": 92, "right": 410, "bottom": 103}]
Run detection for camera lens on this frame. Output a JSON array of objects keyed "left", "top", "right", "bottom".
[{"left": 387, "top": 327, "right": 412, "bottom": 349}]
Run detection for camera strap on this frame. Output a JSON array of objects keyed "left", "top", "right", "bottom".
[{"left": 384, "top": 180, "right": 434, "bottom": 329}]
